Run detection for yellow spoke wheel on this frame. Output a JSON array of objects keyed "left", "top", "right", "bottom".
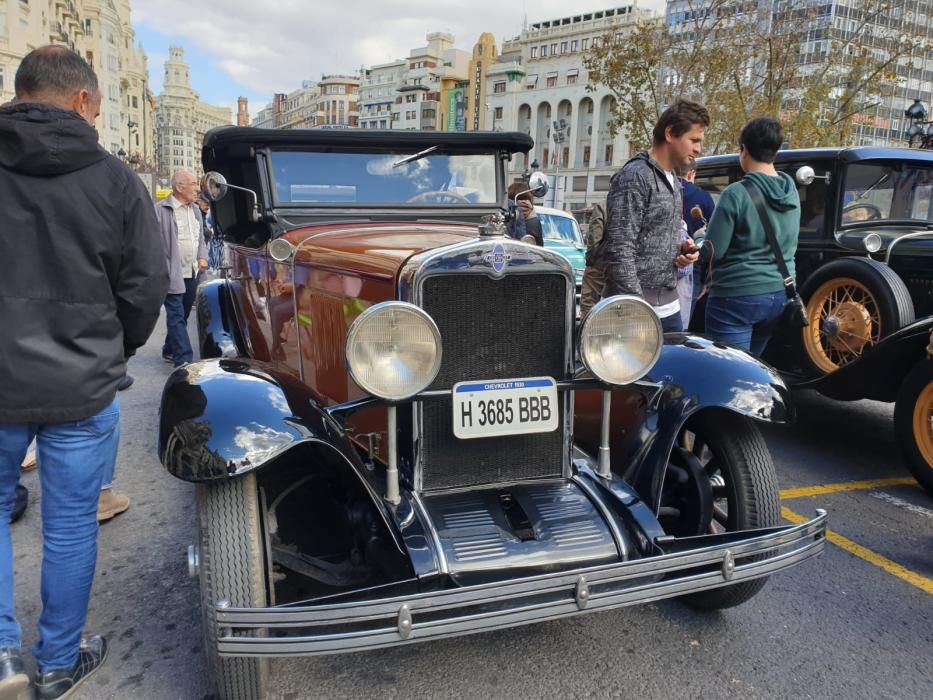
[
  {"left": 895, "top": 359, "right": 933, "bottom": 495},
  {"left": 803, "top": 277, "right": 881, "bottom": 373},
  {"left": 913, "top": 381, "right": 933, "bottom": 470}
]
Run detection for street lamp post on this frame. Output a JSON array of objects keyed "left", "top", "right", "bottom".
[
  {"left": 551, "top": 119, "right": 568, "bottom": 209},
  {"left": 127, "top": 120, "right": 137, "bottom": 164},
  {"left": 905, "top": 99, "right": 933, "bottom": 149}
]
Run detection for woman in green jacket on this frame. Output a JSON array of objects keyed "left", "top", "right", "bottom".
[{"left": 701, "top": 118, "right": 800, "bottom": 356}]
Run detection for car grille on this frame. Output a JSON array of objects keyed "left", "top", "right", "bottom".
[
  {"left": 419, "top": 273, "right": 568, "bottom": 491},
  {"left": 903, "top": 275, "right": 933, "bottom": 319}
]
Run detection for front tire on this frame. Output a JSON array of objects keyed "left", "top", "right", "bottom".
[
  {"left": 894, "top": 359, "right": 933, "bottom": 495},
  {"left": 664, "top": 411, "right": 781, "bottom": 610},
  {"left": 197, "top": 474, "right": 269, "bottom": 700}
]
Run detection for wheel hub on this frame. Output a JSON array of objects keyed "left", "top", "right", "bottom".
[{"left": 822, "top": 301, "right": 872, "bottom": 353}]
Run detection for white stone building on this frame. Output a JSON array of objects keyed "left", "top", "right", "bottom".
[
  {"left": 155, "top": 47, "right": 231, "bottom": 174},
  {"left": 359, "top": 59, "right": 406, "bottom": 129},
  {"left": 252, "top": 75, "right": 360, "bottom": 130},
  {"left": 487, "top": 5, "right": 652, "bottom": 212}
]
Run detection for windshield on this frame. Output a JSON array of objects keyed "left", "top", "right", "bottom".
[
  {"left": 841, "top": 163, "right": 933, "bottom": 224},
  {"left": 269, "top": 150, "right": 498, "bottom": 206},
  {"left": 539, "top": 212, "right": 583, "bottom": 246}
]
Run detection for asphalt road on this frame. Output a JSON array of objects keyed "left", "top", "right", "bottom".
[{"left": 11, "top": 318, "right": 933, "bottom": 699}]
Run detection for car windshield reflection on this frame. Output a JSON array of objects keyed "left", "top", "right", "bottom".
[{"left": 270, "top": 150, "right": 498, "bottom": 206}]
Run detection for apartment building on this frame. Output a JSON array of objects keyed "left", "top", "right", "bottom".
[
  {"left": 487, "top": 5, "right": 651, "bottom": 211},
  {"left": 0, "top": 0, "right": 155, "bottom": 164}
]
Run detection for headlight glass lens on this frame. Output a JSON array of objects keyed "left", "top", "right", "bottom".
[
  {"left": 346, "top": 303, "right": 441, "bottom": 400},
  {"left": 580, "top": 296, "right": 663, "bottom": 385}
]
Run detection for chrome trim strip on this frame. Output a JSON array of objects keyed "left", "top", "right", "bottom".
[
  {"left": 213, "top": 511, "right": 826, "bottom": 656},
  {"left": 398, "top": 237, "right": 577, "bottom": 492},
  {"left": 409, "top": 491, "right": 449, "bottom": 575}
]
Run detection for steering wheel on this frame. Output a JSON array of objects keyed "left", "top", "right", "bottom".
[
  {"left": 842, "top": 202, "right": 883, "bottom": 222},
  {"left": 406, "top": 190, "right": 471, "bottom": 204}
]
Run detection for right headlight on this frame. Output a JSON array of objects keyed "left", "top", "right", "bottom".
[
  {"left": 579, "top": 296, "right": 663, "bottom": 385},
  {"left": 346, "top": 302, "right": 442, "bottom": 401}
]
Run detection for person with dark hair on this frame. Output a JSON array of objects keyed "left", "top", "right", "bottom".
[
  {"left": 505, "top": 181, "right": 543, "bottom": 246},
  {"left": 0, "top": 46, "right": 167, "bottom": 697},
  {"left": 597, "top": 99, "right": 709, "bottom": 331},
  {"left": 699, "top": 117, "right": 800, "bottom": 356},
  {"left": 676, "top": 163, "right": 716, "bottom": 325}
]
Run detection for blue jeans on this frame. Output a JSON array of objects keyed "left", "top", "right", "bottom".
[
  {"left": 660, "top": 312, "right": 683, "bottom": 333},
  {"left": 0, "top": 396, "right": 119, "bottom": 671},
  {"left": 705, "top": 291, "right": 786, "bottom": 357},
  {"left": 163, "top": 276, "right": 198, "bottom": 366}
]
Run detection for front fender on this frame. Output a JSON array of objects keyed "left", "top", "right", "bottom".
[
  {"left": 791, "top": 316, "right": 933, "bottom": 402},
  {"left": 575, "top": 334, "right": 791, "bottom": 511},
  {"left": 158, "top": 358, "right": 358, "bottom": 482},
  {"left": 196, "top": 278, "right": 247, "bottom": 359}
]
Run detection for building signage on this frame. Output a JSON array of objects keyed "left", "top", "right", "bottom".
[{"left": 448, "top": 88, "right": 466, "bottom": 132}]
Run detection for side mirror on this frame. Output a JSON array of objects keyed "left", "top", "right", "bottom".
[
  {"left": 201, "top": 171, "right": 262, "bottom": 223},
  {"left": 201, "top": 171, "right": 229, "bottom": 202},
  {"left": 795, "top": 165, "right": 831, "bottom": 186},
  {"left": 527, "top": 171, "right": 549, "bottom": 198}
]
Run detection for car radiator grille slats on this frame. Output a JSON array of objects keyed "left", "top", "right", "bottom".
[{"left": 419, "top": 273, "right": 568, "bottom": 491}]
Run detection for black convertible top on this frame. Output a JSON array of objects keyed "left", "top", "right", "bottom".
[{"left": 203, "top": 126, "right": 534, "bottom": 162}]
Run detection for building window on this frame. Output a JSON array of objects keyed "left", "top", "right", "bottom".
[
  {"left": 550, "top": 44, "right": 557, "bottom": 55},
  {"left": 0, "top": 67, "right": 4, "bottom": 93},
  {"left": 567, "top": 74, "right": 578, "bottom": 85},
  {"left": 582, "top": 38, "right": 589, "bottom": 51},
  {"left": 605, "top": 144, "right": 613, "bottom": 164},
  {"left": 546, "top": 75, "right": 558, "bottom": 88},
  {"left": 531, "top": 46, "right": 538, "bottom": 58},
  {"left": 494, "top": 106, "right": 503, "bottom": 118},
  {"left": 582, "top": 146, "right": 591, "bottom": 167},
  {"left": 571, "top": 40, "right": 578, "bottom": 52},
  {"left": 561, "top": 42, "right": 568, "bottom": 54},
  {"left": 541, "top": 45, "right": 548, "bottom": 57},
  {"left": 493, "top": 81, "right": 506, "bottom": 94}
]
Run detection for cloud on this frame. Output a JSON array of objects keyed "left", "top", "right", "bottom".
[{"left": 132, "top": 0, "right": 666, "bottom": 100}]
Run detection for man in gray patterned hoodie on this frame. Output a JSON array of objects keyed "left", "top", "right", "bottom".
[{"left": 600, "top": 99, "right": 710, "bottom": 331}]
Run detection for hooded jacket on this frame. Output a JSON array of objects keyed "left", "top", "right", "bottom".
[
  {"left": 0, "top": 102, "right": 168, "bottom": 423},
  {"left": 703, "top": 171, "right": 800, "bottom": 298},
  {"left": 600, "top": 151, "right": 683, "bottom": 307}
]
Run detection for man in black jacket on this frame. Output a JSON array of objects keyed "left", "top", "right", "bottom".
[{"left": 0, "top": 46, "right": 167, "bottom": 699}]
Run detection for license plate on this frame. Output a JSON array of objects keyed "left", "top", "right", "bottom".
[{"left": 452, "top": 377, "right": 559, "bottom": 439}]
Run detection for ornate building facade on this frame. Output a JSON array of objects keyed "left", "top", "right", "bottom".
[{"left": 154, "top": 47, "right": 231, "bottom": 174}]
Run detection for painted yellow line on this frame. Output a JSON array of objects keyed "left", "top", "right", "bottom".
[
  {"left": 782, "top": 507, "right": 933, "bottom": 595},
  {"left": 780, "top": 478, "right": 917, "bottom": 500}
]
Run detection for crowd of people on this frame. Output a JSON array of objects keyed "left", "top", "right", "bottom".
[{"left": 580, "top": 99, "right": 801, "bottom": 357}]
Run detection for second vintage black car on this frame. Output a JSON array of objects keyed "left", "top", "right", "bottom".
[{"left": 694, "top": 147, "right": 933, "bottom": 493}]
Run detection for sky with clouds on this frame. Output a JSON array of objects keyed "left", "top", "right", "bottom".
[{"left": 130, "top": 0, "right": 666, "bottom": 118}]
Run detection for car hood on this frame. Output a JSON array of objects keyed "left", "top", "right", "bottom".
[{"left": 285, "top": 222, "right": 480, "bottom": 278}]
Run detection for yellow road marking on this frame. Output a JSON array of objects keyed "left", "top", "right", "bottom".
[
  {"left": 782, "top": 507, "right": 933, "bottom": 595},
  {"left": 780, "top": 478, "right": 917, "bottom": 500}
]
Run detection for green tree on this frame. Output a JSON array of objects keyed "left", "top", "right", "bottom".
[{"left": 584, "top": 0, "right": 932, "bottom": 153}]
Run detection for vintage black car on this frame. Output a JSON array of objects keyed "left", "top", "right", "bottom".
[
  {"left": 158, "top": 128, "right": 825, "bottom": 699},
  {"left": 694, "top": 147, "right": 933, "bottom": 494}
]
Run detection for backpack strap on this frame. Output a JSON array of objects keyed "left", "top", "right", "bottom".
[{"left": 740, "top": 179, "right": 796, "bottom": 300}]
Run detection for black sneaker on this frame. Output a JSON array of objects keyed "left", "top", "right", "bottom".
[
  {"left": 161, "top": 353, "right": 174, "bottom": 364},
  {"left": 35, "top": 636, "right": 107, "bottom": 700},
  {"left": 0, "top": 647, "right": 29, "bottom": 700}
]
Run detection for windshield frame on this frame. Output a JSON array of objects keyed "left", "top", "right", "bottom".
[{"left": 839, "top": 160, "right": 933, "bottom": 229}]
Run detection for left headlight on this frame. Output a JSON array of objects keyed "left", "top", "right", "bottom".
[
  {"left": 579, "top": 296, "right": 663, "bottom": 385},
  {"left": 346, "top": 302, "right": 442, "bottom": 400}
]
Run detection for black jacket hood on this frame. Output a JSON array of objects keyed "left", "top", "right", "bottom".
[{"left": 0, "top": 101, "right": 108, "bottom": 176}]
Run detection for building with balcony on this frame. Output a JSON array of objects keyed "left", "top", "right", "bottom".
[
  {"left": 0, "top": 1, "right": 156, "bottom": 168},
  {"left": 487, "top": 5, "right": 651, "bottom": 211},
  {"left": 155, "top": 47, "right": 232, "bottom": 174},
  {"left": 359, "top": 59, "right": 405, "bottom": 129}
]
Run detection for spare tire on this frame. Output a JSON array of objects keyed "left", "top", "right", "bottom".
[{"left": 799, "top": 257, "right": 914, "bottom": 375}]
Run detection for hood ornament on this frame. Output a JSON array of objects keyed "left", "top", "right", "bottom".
[{"left": 479, "top": 212, "right": 507, "bottom": 238}]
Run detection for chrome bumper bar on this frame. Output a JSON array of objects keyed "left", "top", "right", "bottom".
[{"left": 216, "top": 510, "right": 826, "bottom": 657}]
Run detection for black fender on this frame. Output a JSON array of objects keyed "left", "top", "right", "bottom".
[
  {"left": 791, "top": 316, "right": 933, "bottom": 402},
  {"left": 196, "top": 278, "right": 247, "bottom": 359},
  {"left": 619, "top": 333, "right": 792, "bottom": 511}
]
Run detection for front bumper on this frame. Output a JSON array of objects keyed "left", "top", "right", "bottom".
[{"left": 215, "top": 510, "right": 826, "bottom": 657}]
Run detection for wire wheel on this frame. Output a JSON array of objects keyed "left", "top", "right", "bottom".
[
  {"left": 913, "top": 381, "right": 933, "bottom": 468},
  {"left": 803, "top": 277, "right": 881, "bottom": 373},
  {"left": 895, "top": 359, "right": 933, "bottom": 495}
]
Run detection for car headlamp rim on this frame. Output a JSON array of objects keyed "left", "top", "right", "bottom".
[
  {"left": 578, "top": 295, "right": 663, "bottom": 386},
  {"left": 345, "top": 301, "right": 443, "bottom": 401}
]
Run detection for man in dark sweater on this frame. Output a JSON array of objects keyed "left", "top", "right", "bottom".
[
  {"left": 600, "top": 100, "right": 709, "bottom": 331},
  {"left": 0, "top": 46, "right": 167, "bottom": 698}
]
